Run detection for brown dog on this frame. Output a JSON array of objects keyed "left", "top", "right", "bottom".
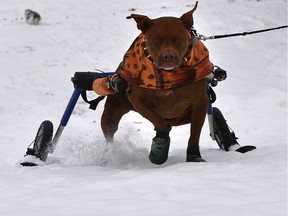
[{"left": 99, "top": 1, "right": 213, "bottom": 164}]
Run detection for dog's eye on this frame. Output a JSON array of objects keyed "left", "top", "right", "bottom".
[
  {"left": 175, "top": 37, "right": 183, "bottom": 46},
  {"left": 153, "top": 38, "right": 161, "bottom": 47}
]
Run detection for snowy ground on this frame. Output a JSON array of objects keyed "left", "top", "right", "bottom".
[{"left": 0, "top": 0, "right": 287, "bottom": 215}]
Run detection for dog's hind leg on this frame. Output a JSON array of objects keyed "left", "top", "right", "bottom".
[{"left": 101, "top": 94, "right": 130, "bottom": 142}]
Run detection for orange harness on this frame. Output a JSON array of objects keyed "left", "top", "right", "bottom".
[{"left": 118, "top": 33, "right": 213, "bottom": 89}]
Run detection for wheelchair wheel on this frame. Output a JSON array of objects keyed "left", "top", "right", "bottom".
[
  {"left": 33, "top": 120, "right": 54, "bottom": 161},
  {"left": 212, "top": 107, "right": 233, "bottom": 151}
]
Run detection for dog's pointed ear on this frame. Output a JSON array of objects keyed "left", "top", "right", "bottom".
[
  {"left": 180, "top": 1, "right": 198, "bottom": 29},
  {"left": 127, "top": 14, "right": 153, "bottom": 33}
]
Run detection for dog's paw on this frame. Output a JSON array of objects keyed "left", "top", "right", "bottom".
[
  {"left": 149, "top": 136, "right": 170, "bottom": 165},
  {"left": 186, "top": 155, "right": 206, "bottom": 162}
]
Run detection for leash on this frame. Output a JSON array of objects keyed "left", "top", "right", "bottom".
[{"left": 193, "top": 25, "right": 288, "bottom": 41}]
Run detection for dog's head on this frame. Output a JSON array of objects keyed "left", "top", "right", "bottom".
[{"left": 127, "top": 1, "right": 198, "bottom": 70}]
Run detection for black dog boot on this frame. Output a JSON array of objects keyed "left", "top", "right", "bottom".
[
  {"left": 149, "top": 125, "right": 172, "bottom": 165},
  {"left": 186, "top": 145, "right": 206, "bottom": 162}
]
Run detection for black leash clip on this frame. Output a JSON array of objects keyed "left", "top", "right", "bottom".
[{"left": 190, "top": 28, "right": 209, "bottom": 40}]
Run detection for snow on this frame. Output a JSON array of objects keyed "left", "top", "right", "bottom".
[{"left": 0, "top": 0, "right": 287, "bottom": 215}]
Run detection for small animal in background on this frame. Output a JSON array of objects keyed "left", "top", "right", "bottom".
[{"left": 25, "top": 9, "right": 41, "bottom": 25}]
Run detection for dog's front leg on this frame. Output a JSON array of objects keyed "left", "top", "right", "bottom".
[
  {"left": 128, "top": 87, "right": 171, "bottom": 165},
  {"left": 186, "top": 81, "right": 208, "bottom": 162}
]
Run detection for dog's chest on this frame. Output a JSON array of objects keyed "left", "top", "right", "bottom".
[
  {"left": 130, "top": 81, "right": 203, "bottom": 118},
  {"left": 150, "top": 91, "right": 192, "bottom": 118}
]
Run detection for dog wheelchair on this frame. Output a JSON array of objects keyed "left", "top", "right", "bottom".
[{"left": 21, "top": 66, "right": 256, "bottom": 166}]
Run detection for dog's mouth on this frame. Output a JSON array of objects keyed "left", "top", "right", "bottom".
[{"left": 157, "top": 64, "right": 177, "bottom": 71}]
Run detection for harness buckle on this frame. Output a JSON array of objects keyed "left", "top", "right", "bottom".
[{"left": 213, "top": 66, "right": 227, "bottom": 81}]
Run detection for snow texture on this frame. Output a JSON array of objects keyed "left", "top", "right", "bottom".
[{"left": 0, "top": 0, "right": 287, "bottom": 216}]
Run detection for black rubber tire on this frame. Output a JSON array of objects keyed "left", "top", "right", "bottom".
[
  {"left": 33, "top": 120, "right": 53, "bottom": 161},
  {"left": 212, "top": 107, "right": 233, "bottom": 151}
]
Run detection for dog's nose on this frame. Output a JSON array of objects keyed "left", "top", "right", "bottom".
[
  {"left": 163, "top": 52, "right": 176, "bottom": 61},
  {"left": 163, "top": 52, "right": 175, "bottom": 61}
]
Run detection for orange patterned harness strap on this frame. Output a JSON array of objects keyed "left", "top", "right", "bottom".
[{"left": 118, "top": 33, "right": 213, "bottom": 90}]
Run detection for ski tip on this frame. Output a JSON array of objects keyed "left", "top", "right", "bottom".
[
  {"left": 19, "top": 155, "right": 46, "bottom": 167},
  {"left": 235, "top": 145, "right": 256, "bottom": 153},
  {"left": 20, "top": 162, "right": 38, "bottom": 167}
]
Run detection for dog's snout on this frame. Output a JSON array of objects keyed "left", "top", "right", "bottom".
[{"left": 157, "top": 51, "right": 180, "bottom": 70}]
